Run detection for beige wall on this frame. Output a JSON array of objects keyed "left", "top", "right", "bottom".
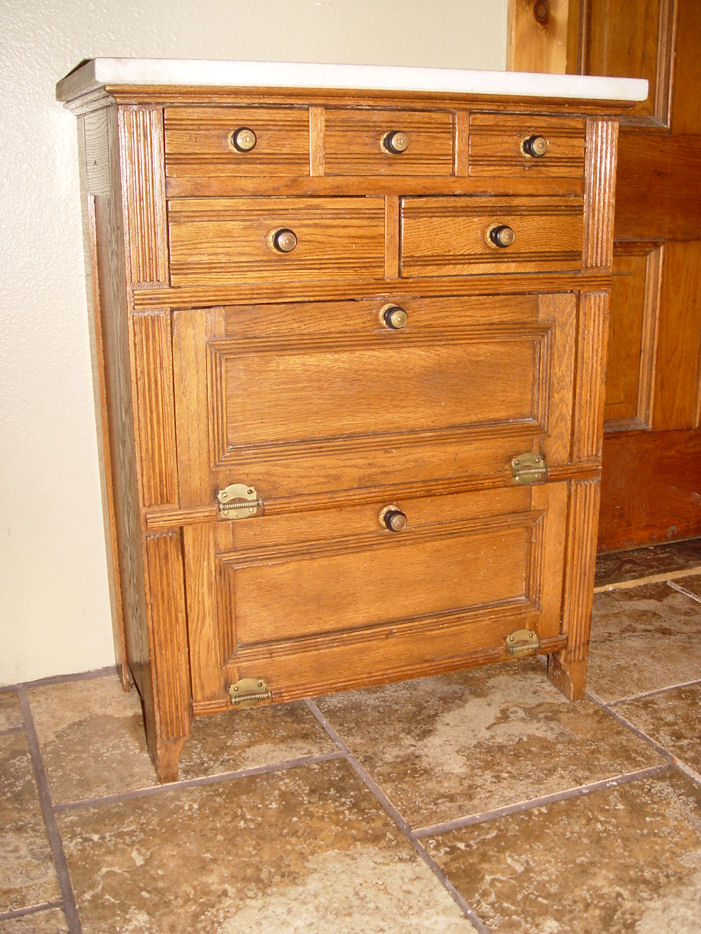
[{"left": 0, "top": 0, "right": 507, "bottom": 685}]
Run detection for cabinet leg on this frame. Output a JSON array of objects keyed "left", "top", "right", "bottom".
[
  {"left": 547, "top": 653, "right": 587, "bottom": 700},
  {"left": 153, "top": 736, "right": 187, "bottom": 784}
]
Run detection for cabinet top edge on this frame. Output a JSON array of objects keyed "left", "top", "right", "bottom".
[{"left": 56, "top": 58, "right": 648, "bottom": 106}]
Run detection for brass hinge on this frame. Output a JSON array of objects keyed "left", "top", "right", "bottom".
[
  {"left": 229, "top": 678, "right": 271, "bottom": 708},
  {"left": 216, "top": 484, "right": 264, "bottom": 519},
  {"left": 512, "top": 453, "right": 548, "bottom": 485},
  {"left": 505, "top": 628, "right": 541, "bottom": 658}
]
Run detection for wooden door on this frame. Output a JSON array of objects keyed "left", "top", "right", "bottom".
[
  {"left": 574, "top": 0, "right": 701, "bottom": 549},
  {"left": 509, "top": 0, "right": 701, "bottom": 550}
]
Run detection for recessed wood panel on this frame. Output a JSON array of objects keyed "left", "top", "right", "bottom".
[
  {"left": 604, "top": 242, "right": 662, "bottom": 429},
  {"left": 168, "top": 196, "right": 385, "bottom": 286},
  {"left": 400, "top": 196, "right": 584, "bottom": 277},
  {"left": 653, "top": 240, "right": 701, "bottom": 430},
  {"left": 579, "top": 0, "right": 673, "bottom": 125}
]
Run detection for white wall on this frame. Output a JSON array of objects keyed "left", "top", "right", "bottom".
[{"left": 0, "top": 0, "right": 507, "bottom": 685}]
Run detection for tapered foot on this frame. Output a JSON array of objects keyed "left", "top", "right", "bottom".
[
  {"left": 154, "top": 736, "right": 187, "bottom": 783},
  {"left": 547, "top": 653, "right": 588, "bottom": 700}
]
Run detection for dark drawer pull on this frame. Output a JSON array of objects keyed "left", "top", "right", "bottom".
[
  {"left": 269, "top": 228, "right": 298, "bottom": 253},
  {"left": 230, "top": 127, "right": 257, "bottom": 152},
  {"left": 382, "top": 130, "right": 410, "bottom": 154},
  {"left": 488, "top": 224, "right": 515, "bottom": 248},
  {"left": 522, "top": 135, "right": 549, "bottom": 158}
]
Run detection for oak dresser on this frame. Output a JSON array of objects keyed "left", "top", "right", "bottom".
[{"left": 57, "top": 59, "right": 647, "bottom": 781}]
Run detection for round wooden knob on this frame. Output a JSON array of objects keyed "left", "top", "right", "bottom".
[
  {"left": 380, "top": 506, "right": 407, "bottom": 532},
  {"left": 383, "top": 130, "right": 410, "bottom": 154},
  {"left": 382, "top": 305, "right": 408, "bottom": 329},
  {"left": 270, "top": 228, "right": 298, "bottom": 253},
  {"left": 488, "top": 225, "right": 515, "bottom": 248},
  {"left": 522, "top": 135, "right": 549, "bottom": 157},
  {"left": 230, "top": 127, "right": 257, "bottom": 152}
]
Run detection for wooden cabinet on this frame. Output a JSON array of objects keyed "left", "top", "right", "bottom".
[{"left": 57, "top": 60, "right": 644, "bottom": 781}]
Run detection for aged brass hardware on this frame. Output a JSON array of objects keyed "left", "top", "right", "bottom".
[
  {"left": 488, "top": 224, "right": 515, "bottom": 248},
  {"left": 379, "top": 505, "right": 407, "bottom": 531},
  {"left": 269, "top": 228, "right": 298, "bottom": 253},
  {"left": 230, "top": 127, "right": 257, "bottom": 152},
  {"left": 229, "top": 678, "right": 271, "bottom": 707},
  {"left": 522, "top": 134, "right": 549, "bottom": 157},
  {"left": 217, "top": 484, "right": 264, "bottom": 519},
  {"left": 511, "top": 453, "right": 548, "bottom": 485},
  {"left": 505, "top": 628, "right": 541, "bottom": 658},
  {"left": 382, "top": 304, "right": 408, "bottom": 330},
  {"left": 382, "top": 130, "right": 410, "bottom": 154}
]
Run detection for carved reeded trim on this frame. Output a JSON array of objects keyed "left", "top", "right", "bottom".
[
  {"left": 144, "top": 532, "right": 192, "bottom": 740},
  {"left": 573, "top": 292, "right": 609, "bottom": 461},
  {"left": 132, "top": 310, "right": 179, "bottom": 506},
  {"left": 560, "top": 478, "right": 600, "bottom": 665},
  {"left": 119, "top": 107, "right": 169, "bottom": 284},
  {"left": 583, "top": 117, "right": 618, "bottom": 270}
]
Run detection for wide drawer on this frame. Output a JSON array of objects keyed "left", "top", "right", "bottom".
[
  {"left": 171, "top": 292, "right": 576, "bottom": 507},
  {"left": 400, "top": 195, "right": 584, "bottom": 277},
  {"left": 469, "top": 114, "right": 586, "bottom": 177},
  {"left": 164, "top": 106, "right": 310, "bottom": 177},
  {"left": 323, "top": 108, "right": 454, "bottom": 176},
  {"left": 168, "top": 196, "right": 386, "bottom": 286},
  {"left": 184, "top": 482, "right": 569, "bottom": 708}
]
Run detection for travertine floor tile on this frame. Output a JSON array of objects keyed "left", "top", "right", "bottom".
[
  {"left": 0, "top": 907, "right": 68, "bottom": 932},
  {"left": 674, "top": 573, "right": 701, "bottom": 600},
  {"left": 0, "top": 734, "right": 60, "bottom": 913},
  {"left": 588, "top": 581, "right": 701, "bottom": 702},
  {"left": 177, "top": 701, "right": 338, "bottom": 780},
  {"left": 616, "top": 684, "right": 701, "bottom": 774},
  {"left": 0, "top": 692, "right": 23, "bottom": 732},
  {"left": 27, "top": 674, "right": 340, "bottom": 800},
  {"left": 58, "top": 759, "right": 470, "bottom": 933},
  {"left": 423, "top": 769, "right": 701, "bottom": 934},
  {"left": 595, "top": 539, "right": 701, "bottom": 588},
  {"left": 315, "top": 659, "right": 663, "bottom": 827},
  {"left": 27, "top": 676, "right": 156, "bottom": 803}
]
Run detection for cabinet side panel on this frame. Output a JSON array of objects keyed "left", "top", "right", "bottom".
[
  {"left": 573, "top": 291, "right": 609, "bottom": 461},
  {"left": 583, "top": 117, "right": 618, "bottom": 270}
]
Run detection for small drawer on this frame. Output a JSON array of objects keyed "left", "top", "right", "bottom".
[
  {"left": 400, "top": 195, "right": 584, "bottom": 277},
  {"left": 168, "top": 196, "right": 385, "bottom": 286},
  {"left": 164, "top": 106, "right": 310, "bottom": 177},
  {"left": 323, "top": 108, "right": 454, "bottom": 176},
  {"left": 469, "top": 114, "right": 586, "bottom": 177}
]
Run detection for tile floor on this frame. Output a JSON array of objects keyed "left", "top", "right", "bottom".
[{"left": 2, "top": 540, "right": 701, "bottom": 933}]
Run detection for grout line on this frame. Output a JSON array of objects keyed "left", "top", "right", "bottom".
[
  {"left": 667, "top": 579, "right": 701, "bottom": 603},
  {"left": 600, "top": 678, "right": 701, "bottom": 708},
  {"left": 0, "top": 901, "right": 65, "bottom": 922},
  {"left": 16, "top": 686, "right": 82, "bottom": 934},
  {"left": 587, "top": 689, "right": 701, "bottom": 788},
  {"left": 0, "top": 724, "right": 25, "bottom": 736},
  {"left": 53, "top": 751, "right": 346, "bottom": 812},
  {"left": 412, "top": 763, "right": 675, "bottom": 839},
  {"left": 593, "top": 563, "right": 701, "bottom": 592},
  {"left": 304, "top": 699, "right": 490, "bottom": 934}
]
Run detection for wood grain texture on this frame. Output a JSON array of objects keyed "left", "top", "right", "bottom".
[
  {"left": 131, "top": 310, "right": 178, "bottom": 506},
  {"left": 507, "top": 0, "right": 570, "bottom": 74},
  {"left": 468, "top": 113, "right": 585, "bottom": 177},
  {"left": 548, "top": 477, "right": 600, "bottom": 699},
  {"left": 604, "top": 242, "right": 662, "bottom": 430},
  {"left": 572, "top": 291, "right": 609, "bottom": 461},
  {"left": 583, "top": 117, "right": 617, "bottom": 270},
  {"left": 118, "top": 107, "right": 169, "bottom": 284},
  {"left": 400, "top": 195, "right": 584, "bottom": 277},
  {"left": 599, "top": 428, "right": 701, "bottom": 550}
]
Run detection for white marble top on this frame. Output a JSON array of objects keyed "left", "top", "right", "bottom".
[{"left": 57, "top": 58, "right": 648, "bottom": 104}]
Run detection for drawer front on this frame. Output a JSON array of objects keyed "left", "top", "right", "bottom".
[
  {"left": 323, "top": 108, "right": 454, "bottom": 176},
  {"left": 164, "top": 106, "right": 310, "bottom": 177},
  {"left": 400, "top": 195, "right": 584, "bottom": 277},
  {"left": 184, "top": 483, "right": 568, "bottom": 706},
  {"left": 469, "top": 114, "right": 586, "bottom": 177},
  {"left": 172, "top": 293, "right": 576, "bottom": 505},
  {"left": 168, "top": 196, "right": 385, "bottom": 286}
]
